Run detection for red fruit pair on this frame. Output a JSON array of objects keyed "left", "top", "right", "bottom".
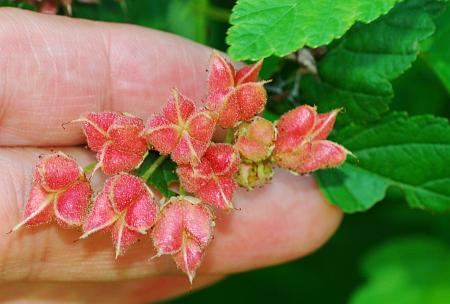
[
  {"left": 152, "top": 196, "right": 215, "bottom": 283},
  {"left": 273, "top": 105, "right": 349, "bottom": 174},
  {"left": 12, "top": 152, "right": 92, "bottom": 231},
  {"left": 79, "top": 112, "right": 148, "bottom": 175},
  {"left": 144, "top": 90, "right": 216, "bottom": 166},
  {"left": 81, "top": 173, "right": 158, "bottom": 257},
  {"left": 206, "top": 52, "right": 267, "bottom": 128},
  {"left": 177, "top": 144, "right": 240, "bottom": 210}
]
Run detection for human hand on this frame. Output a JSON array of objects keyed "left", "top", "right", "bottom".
[{"left": 0, "top": 8, "right": 342, "bottom": 303}]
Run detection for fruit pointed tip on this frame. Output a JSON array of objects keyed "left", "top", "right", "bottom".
[
  {"left": 114, "top": 240, "right": 123, "bottom": 259},
  {"left": 346, "top": 148, "right": 356, "bottom": 159},
  {"left": 65, "top": 4, "right": 72, "bottom": 16},
  {"left": 210, "top": 50, "right": 230, "bottom": 66},
  {"left": 88, "top": 162, "right": 102, "bottom": 180},
  {"left": 222, "top": 197, "right": 236, "bottom": 212},
  {"left": 68, "top": 117, "right": 87, "bottom": 124},
  {"left": 186, "top": 269, "right": 196, "bottom": 285},
  {"left": 78, "top": 231, "right": 90, "bottom": 240},
  {"left": 257, "top": 79, "right": 272, "bottom": 86},
  {"left": 9, "top": 221, "right": 26, "bottom": 234},
  {"left": 336, "top": 107, "right": 346, "bottom": 115},
  {"left": 62, "top": 116, "right": 88, "bottom": 130},
  {"left": 329, "top": 107, "right": 343, "bottom": 118},
  {"left": 149, "top": 251, "right": 163, "bottom": 261}
]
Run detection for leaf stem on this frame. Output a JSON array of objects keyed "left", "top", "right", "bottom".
[
  {"left": 83, "top": 162, "right": 97, "bottom": 175},
  {"left": 142, "top": 154, "right": 169, "bottom": 181},
  {"left": 225, "top": 128, "right": 234, "bottom": 144},
  {"left": 179, "top": 185, "right": 186, "bottom": 196},
  {"left": 205, "top": 5, "right": 231, "bottom": 23}
]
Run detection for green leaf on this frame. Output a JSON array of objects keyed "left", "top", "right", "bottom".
[
  {"left": 123, "top": 0, "right": 170, "bottom": 29},
  {"left": 302, "top": 0, "right": 443, "bottom": 122},
  {"left": 166, "top": 0, "right": 208, "bottom": 44},
  {"left": 316, "top": 113, "right": 450, "bottom": 213},
  {"left": 72, "top": 0, "right": 226, "bottom": 48},
  {"left": 83, "top": 162, "right": 97, "bottom": 175},
  {"left": 72, "top": 0, "right": 126, "bottom": 22},
  {"left": 135, "top": 152, "right": 179, "bottom": 198},
  {"left": 391, "top": 58, "right": 450, "bottom": 117},
  {"left": 227, "top": 0, "right": 403, "bottom": 60},
  {"left": 72, "top": 0, "right": 170, "bottom": 29},
  {"left": 259, "top": 55, "right": 282, "bottom": 80},
  {"left": 0, "top": 0, "right": 35, "bottom": 9},
  {"left": 423, "top": 6, "right": 450, "bottom": 93},
  {"left": 350, "top": 237, "right": 450, "bottom": 304}
]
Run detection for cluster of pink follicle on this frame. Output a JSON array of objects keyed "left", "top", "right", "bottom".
[{"left": 11, "top": 51, "right": 349, "bottom": 282}]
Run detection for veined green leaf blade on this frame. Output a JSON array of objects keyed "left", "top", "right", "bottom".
[
  {"left": 227, "top": 0, "right": 403, "bottom": 60},
  {"left": 302, "top": 0, "right": 441, "bottom": 122},
  {"left": 316, "top": 113, "right": 450, "bottom": 212}
]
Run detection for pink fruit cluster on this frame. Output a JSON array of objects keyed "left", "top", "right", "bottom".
[{"left": 13, "top": 51, "right": 349, "bottom": 282}]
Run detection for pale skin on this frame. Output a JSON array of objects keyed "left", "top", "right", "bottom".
[{"left": 0, "top": 8, "right": 342, "bottom": 303}]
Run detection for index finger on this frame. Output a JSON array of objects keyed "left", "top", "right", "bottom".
[
  {"left": 0, "top": 8, "right": 212, "bottom": 146},
  {"left": 0, "top": 147, "right": 342, "bottom": 282}
]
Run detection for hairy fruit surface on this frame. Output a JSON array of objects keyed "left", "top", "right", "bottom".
[
  {"left": 177, "top": 143, "right": 240, "bottom": 210},
  {"left": 79, "top": 112, "right": 148, "bottom": 175},
  {"left": 13, "top": 152, "right": 92, "bottom": 231},
  {"left": 81, "top": 173, "right": 157, "bottom": 258},
  {"left": 144, "top": 90, "right": 216, "bottom": 166},
  {"left": 273, "top": 105, "right": 349, "bottom": 174},
  {"left": 152, "top": 196, "right": 214, "bottom": 283},
  {"left": 206, "top": 52, "right": 267, "bottom": 128}
]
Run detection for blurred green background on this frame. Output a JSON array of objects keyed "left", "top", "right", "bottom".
[{"left": 3, "top": 0, "right": 449, "bottom": 303}]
